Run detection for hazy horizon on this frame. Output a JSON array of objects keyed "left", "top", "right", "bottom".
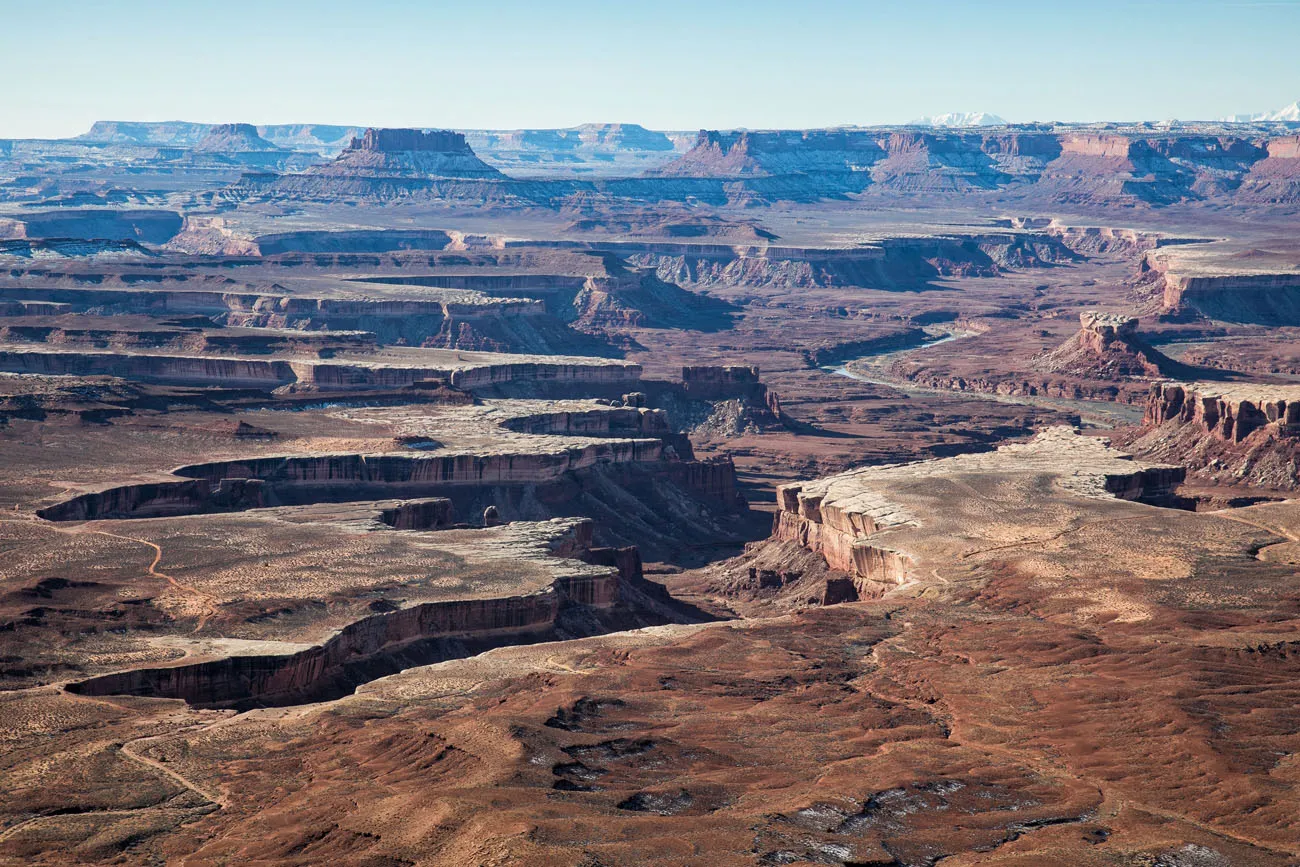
[{"left": 5, "top": 0, "right": 1300, "bottom": 139}]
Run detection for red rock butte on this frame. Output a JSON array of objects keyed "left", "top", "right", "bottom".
[{"left": 346, "top": 127, "right": 475, "bottom": 154}]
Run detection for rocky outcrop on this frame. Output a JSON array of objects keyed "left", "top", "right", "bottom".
[
  {"left": 1124, "top": 382, "right": 1300, "bottom": 490},
  {"left": 1146, "top": 251, "right": 1300, "bottom": 325},
  {"left": 192, "top": 123, "right": 283, "bottom": 154},
  {"left": 681, "top": 365, "right": 760, "bottom": 399},
  {"left": 678, "top": 365, "right": 785, "bottom": 433},
  {"left": 378, "top": 498, "right": 454, "bottom": 530},
  {"left": 569, "top": 262, "right": 738, "bottom": 332},
  {"left": 1145, "top": 382, "right": 1300, "bottom": 443},
  {"left": 772, "top": 480, "right": 914, "bottom": 592},
  {"left": 1033, "top": 311, "right": 1176, "bottom": 380}
]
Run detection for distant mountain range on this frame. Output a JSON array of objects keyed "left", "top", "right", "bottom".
[
  {"left": 1222, "top": 101, "right": 1300, "bottom": 123},
  {"left": 906, "top": 112, "right": 1008, "bottom": 128}
]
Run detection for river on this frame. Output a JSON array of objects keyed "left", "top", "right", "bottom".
[{"left": 820, "top": 329, "right": 1146, "bottom": 427}]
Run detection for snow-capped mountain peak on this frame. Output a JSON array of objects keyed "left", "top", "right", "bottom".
[
  {"left": 1222, "top": 101, "right": 1300, "bottom": 123},
  {"left": 907, "top": 112, "right": 1008, "bottom": 128}
]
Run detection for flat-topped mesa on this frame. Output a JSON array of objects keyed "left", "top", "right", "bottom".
[
  {"left": 193, "top": 123, "right": 282, "bottom": 153},
  {"left": 1143, "top": 249, "right": 1300, "bottom": 324},
  {"left": 63, "top": 518, "right": 668, "bottom": 709},
  {"left": 300, "top": 127, "right": 508, "bottom": 183},
  {"left": 682, "top": 364, "right": 760, "bottom": 398},
  {"left": 1147, "top": 382, "right": 1300, "bottom": 443},
  {"left": 348, "top": 128, "right": 473, "bottom": 154},
  {"left": 773, "top": 427, "right": 1184, "bottom": 596},
  {"left": 681, "top": 364, "right": 782, "bottom": 422}
]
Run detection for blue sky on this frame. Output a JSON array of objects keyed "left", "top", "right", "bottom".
[{"left": 4, "top": 0, "right": 1299, "bottom": 137}]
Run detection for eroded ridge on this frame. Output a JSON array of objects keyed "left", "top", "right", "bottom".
[{"left": 64, "top": 517, "right": 705, "bottom": 709}]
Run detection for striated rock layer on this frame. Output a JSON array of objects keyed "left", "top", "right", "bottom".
[
  {"left": 65, "top": 519, "right": 699, "bottom": 709},
  {"left": 772, "top": 428, "right": 1184, "bottom": 598},
  {"left": 1146, "top": 382, "right": 1300, "bottom": 443},
  {"left": 1122, "top": 381, "right": 1300, "bottom": 489},
  {"left": 0, "top": 347, "right": 639, "bottom": 392}
]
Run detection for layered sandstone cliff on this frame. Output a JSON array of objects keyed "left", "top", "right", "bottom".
[
  {"left": 0, "top": 282, "right": 600, "bottom": 353},
  {"left": 63, "top": 518, "right": 694, "bottom": 708},
  {"left": 620, "top": 232, "right": 1075, "bottom": 290},
  {"left": 1145, "top": 382, "right": 1300, "bottom": 443},
  {"left": 1144, "top": 249, "right": 1300, "bottom": 325},
  {"left": 770, "top": 428, "right": 1184, "bottom": 600},
  {"left": 0, "top": 209, "right": 183, "bottom": 245},
  {"left": 1121, "top": 382, "right": 1300, "bottom": 490},
  {"left": 0, "top": 346, "right": 639, "bottom": 392}
]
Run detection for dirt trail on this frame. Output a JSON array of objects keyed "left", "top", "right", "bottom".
[
  {"left": 957, "top": 518, "right": 1113, "bottom": 561},
  {"left": 78, "top": 528, "right": 218, "bottom": 632},
  {"left": 0, "top": 515, "right": 218, "bottom": 632},
  {"left": 0, "top": 690, "right": 227, "bottom": 846}
]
